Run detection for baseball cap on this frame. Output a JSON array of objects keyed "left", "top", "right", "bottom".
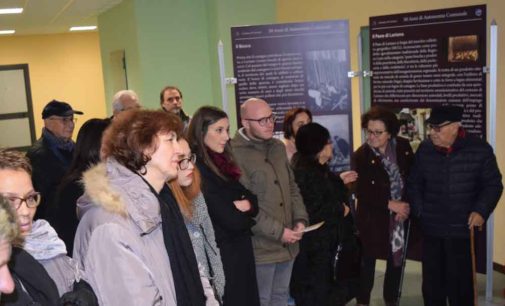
[{"left": 42, "top": 100, "right": 83, "bottom": 119}]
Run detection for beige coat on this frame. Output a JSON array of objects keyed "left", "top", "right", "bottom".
[{"left": 231, "top": 129, "right": 308, "bottom": 264}]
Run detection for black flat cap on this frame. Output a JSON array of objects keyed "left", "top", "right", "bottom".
[{"left": 426, "top": 106, "right": 463, "bottom": 125}]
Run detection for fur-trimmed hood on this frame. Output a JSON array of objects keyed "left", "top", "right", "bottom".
[{"left": 77, "top": 159, "right": 161, "bottom": 234}]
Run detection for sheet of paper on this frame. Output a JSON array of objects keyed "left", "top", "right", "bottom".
[{"left": 298, "top": 221, "right": 325, "bottom": 233}]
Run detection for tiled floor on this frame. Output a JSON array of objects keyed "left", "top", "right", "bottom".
[{"left": 345, "top": 260, "right": 505, "bottom": 306}]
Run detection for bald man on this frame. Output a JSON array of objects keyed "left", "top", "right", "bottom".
[{"left": 231, "top": 98, "right": 308, "bottom": 306}]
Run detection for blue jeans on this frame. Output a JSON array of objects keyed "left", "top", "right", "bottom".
[{"left": 255, "top": 260, "right": 295, "bottom": 306}]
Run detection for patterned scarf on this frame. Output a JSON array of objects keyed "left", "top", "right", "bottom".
[{"left": 371, "top": 139, "right": 405, "bottom": 267}]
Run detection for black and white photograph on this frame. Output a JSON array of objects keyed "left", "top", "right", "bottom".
[{"left": 305, "top": 50, "right": 350, "bottom": 114}]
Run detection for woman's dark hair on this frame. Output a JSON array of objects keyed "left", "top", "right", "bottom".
[
  {"left": 361, "top": 106, "right": 400, "bottom": 136},
  {"left": 61, "top": 118, "right": 111, "bottom": 185},
  {"left": 283, "top": 108, "right": 312, "bottom": 140},
  {"left": 295, "top": 122, "right": 330, "bottom": 161},
  {"left": 102, "top": 110, "right": 183, "bottom": 173},
  {"left": 187, "top": 106, "right": 234, "bottom": 180}
]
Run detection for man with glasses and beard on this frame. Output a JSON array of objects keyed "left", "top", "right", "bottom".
[
  {"left": 407, "top": 105, "right": 503, "bottom": 306},
  {"left": 27, "top": 100, "right": 83, "bottom": 219},
  {"left": 231, "top": 98, "right": 308, "bottom": 306}
]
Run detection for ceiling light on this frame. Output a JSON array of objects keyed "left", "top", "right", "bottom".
[
  {"left": 70, "top": 26, "right": 97, "bottom": 31},
  {"left": 0, "top": 8, "right": 23, "bottom": 14},
  {"left": 0, "top": 30, "right": 15, "bottom": 35}
]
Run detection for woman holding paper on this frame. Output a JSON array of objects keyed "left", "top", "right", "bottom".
[{"left": 289, "top": 122, "right": 352, "bottom": 306}]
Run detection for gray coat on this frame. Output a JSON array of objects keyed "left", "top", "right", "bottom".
[
  {"left": 38, "top": 251, "right": 79, "bottom": 296},
  {"left": 231, "top": 128, "right": 308, "bottom": 264},
  {"left": 73, "top": 160, "right": 177, "bottom": 306}
]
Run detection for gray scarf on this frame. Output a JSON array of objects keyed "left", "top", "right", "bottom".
[{"left": 24, "top": 219, "right": 67, "bottom": 260}]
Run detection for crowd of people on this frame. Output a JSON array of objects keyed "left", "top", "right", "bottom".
[{"left": 0, "top": 86, "right": 502, "bottom": 306}]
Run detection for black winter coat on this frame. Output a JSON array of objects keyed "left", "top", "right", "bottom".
[
  {"left": 197, "top": 161, "right": 260, "bottom": 306},
  {"left": 26, "top": 137, "right": 73, "bottom": 220},
  {"left": 407, "top": 135, "right": 503, "bottom": 238},
  {"left": 48, "top": 178, "right": 83, "bottom": 256},
  {"left": 2, "top": 247, "right": 60, "bottom": 306},
  {"left": 290, "top": 156, "right": 347, "bottom": 306}
]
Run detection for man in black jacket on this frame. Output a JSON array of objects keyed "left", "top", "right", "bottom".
[
  {"left": 26, "top": 100, "right": 83, "bottom": 220},
  {"left": 407, "top": 106, "right": 503, "bottom": 306}
]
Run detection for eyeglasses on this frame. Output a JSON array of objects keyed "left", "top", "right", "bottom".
[
  {"left": 366, "top": 129, "right": 386, "bottom": 137},
  {"left": 1, "top": 192, "right": 41, "bottom": 210},
  {"left": 428, "top": 122, "right": 452, "bottom": 133},
  {"left": 47, "top": 117, "right": 77, "bottom": 124},
  {"left": 244, "top": 114, "right": 276, "bottom": 127},
  {"left": 178, "top": 154, "right": 196, "bottom": 170}
]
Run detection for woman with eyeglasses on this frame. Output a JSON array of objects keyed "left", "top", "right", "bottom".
[
  {"left": 73, "top": 110, "right": 206, "bottom": 305},
  {"left": 0, "top": 150, "right": 97, "bottom": 305},
  {"left": 351, "top": 106, "right": 421, "bottom": 306},
  {"left": 281, "top": 108, "right": 312, "bottom": 161},
  {"left": 187, "top": 106, "right": 260, "bottom": 306},
  {"left": 168, "top": 137, "right": 225, "bottom": 304}
]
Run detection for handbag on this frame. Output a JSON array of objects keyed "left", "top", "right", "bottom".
[{"left": 332, "top": 193, "right": 362, "bottom": 282}]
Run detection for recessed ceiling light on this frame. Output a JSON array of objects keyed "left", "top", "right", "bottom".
[
  {"left": 69, "top": 26, "right": 97, "bottom": 31},
  {"left": 0, "top": 8, "right": 23, "bottom": 14},
  {"left": 0, "top": 30, "right": 15, "bottom": 35}
]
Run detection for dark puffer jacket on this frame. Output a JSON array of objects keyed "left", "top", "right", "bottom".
[{"left": 407, "top": 135, "right": 503, "bottom": 238}]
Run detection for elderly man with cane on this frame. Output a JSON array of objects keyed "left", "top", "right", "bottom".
[{"left": 407, "top": 106, "right": 503, "bottom": 306}]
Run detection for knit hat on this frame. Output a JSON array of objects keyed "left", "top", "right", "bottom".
[{"left": 295, "top": 122, "right": 330, "bottom": 157}]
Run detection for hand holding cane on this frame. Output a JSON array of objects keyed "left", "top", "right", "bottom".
[{"left": 467, "top": 212, "right": 484, "bottom": 305}]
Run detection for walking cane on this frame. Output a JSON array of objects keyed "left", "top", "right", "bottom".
[
  {"left": 470, "top": 227, "right": 478, "bottom": 306},
  {"left": 396, "top": 219, "right": 411, "bottom": 305}
]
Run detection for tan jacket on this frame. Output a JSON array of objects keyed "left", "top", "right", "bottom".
[{"left": 231, "top": 129, "right": 308, "bottom": 264}]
